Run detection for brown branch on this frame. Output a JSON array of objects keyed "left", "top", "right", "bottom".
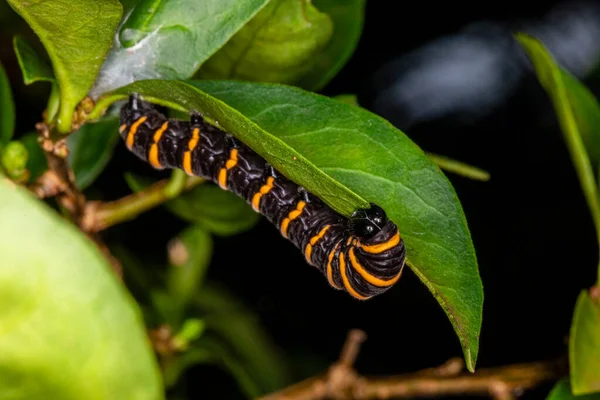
[
  {"left": 259, "top": 329, "right": 567, "bottom": 400},
  {"left": 26, "top": 113, "right": 203, "bottom": 278},
  {"left": 30, "top": 121, "right": 86, "bottom": 220},
  {"left": 27, "top": 109, "right": 124, "bottom": 277}
]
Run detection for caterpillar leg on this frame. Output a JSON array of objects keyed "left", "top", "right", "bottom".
[
  {"left": 264, "top": 163, "right": 279, "bottom": 179},
  {"left": 297, "top": 186, "right": 312, "bottom": 203},
  {"left": 189, "top": 110, "right": 204, "bottom": 126},
  {"left": 129, "top": 93, "right": 142, "bottom": 110},
  {"left": 224, "top": 134, "right": 240, "bottom": 150}
]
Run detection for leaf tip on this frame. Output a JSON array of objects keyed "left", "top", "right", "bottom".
[
  {"left": 465, "top": 348, "right": 477, "bottom": 373},
  {"left": 513, "top": 31, "right": 540, "bottom": 46}
]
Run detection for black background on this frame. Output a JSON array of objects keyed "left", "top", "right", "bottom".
[{"left": 2, "top": 1, "right": 600, "bottom": 399}]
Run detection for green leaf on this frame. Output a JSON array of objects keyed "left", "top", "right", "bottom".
[
  {"left": 12, "top": 35, "right": 54, "bottom": 85},
  {"left": 195, "top": 284, "right": 290, "bottom": 394},
  {"left": 547, "top": 377, "right": 600, "bottom": 400},
  {"left": 570, "top": 289, "right": 600, "bottom": 395},
  {"left": 561, "top": 72, "right": 600, "bottom": 169},
  {"left": 197, "top": 0, "right": 333, "bottom": 86},
  {"left": 0, "top": 62, "right": 15, "bottom": 146},
  {"left": 91, "top": 0, "right": 270, "bottom": 96},
  {"left": 110, "top": 79, "right": 482, "bottom": 370},
  {"left": 66, "top": 117, "right": 120, "bottom": 190},
  {"left": 166, "top": 225, "right": 213, "bottom": 320},
  {"left": 515, "top": 34, "right": 600, "bottom": 249},
  {"left": 0, "top": 179, "right": 163, "bottom": 399},
  {"left": 6, "top": 0, "right": 122, "bottom": 133},
  {"left": 297, "top": 0, "right": 366, "bottom": 91},
  {"left": 20, "top": 132, "right": 47, "bottom": 182},
  {"left": 166, "top": 184, "right": 260, "bottom": 236}
]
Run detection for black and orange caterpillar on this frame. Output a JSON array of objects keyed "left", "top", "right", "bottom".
[{"left": 119, "top": 94, "right": 406, "bottom": 300}]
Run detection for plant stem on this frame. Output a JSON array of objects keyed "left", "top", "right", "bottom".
[
  {"left": 164, "top": 169, "right": 188, "bottom": 198},
  {"left": 46, "top": 83, "right": 60, "bottom": 123},
  {"left": 87, "top": 94, "right": 127, "bottom": 121},
  {"left": 426, "top": 153, "right": 490, "bottom": 181},
  {"left": 89, "top": 174, "right": 205, "bottom": 232}
]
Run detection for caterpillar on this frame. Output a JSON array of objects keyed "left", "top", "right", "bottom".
[{"left": 119, "top": 94, "right": 406, "bottom": 300}]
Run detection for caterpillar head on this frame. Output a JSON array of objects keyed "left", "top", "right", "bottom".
[
  {"left": 343, "top": 203, "right": 405, "bottom": 300},
  {"left": 349, "top": 203, "right": 388, "bottom": 240}
]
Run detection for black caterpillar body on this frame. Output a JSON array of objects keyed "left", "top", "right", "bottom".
[{"left": 119, "top": 95, "right": 406, "bottom": 300}]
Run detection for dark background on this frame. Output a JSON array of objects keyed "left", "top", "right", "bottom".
[{"left": 2, "top": 1, "right": 600, "bottom": 399}]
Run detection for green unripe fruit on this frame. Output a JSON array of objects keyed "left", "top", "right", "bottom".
[{"left": 1, "top": 141, "right": 29, "bottom": 180}]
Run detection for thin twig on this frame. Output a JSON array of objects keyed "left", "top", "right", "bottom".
[
  {"left": 259, "top": 330, "right": 567, "bottom": 400},
  {"left": 82, "top": 175, "right": 205, "bottom": 233},
  {"left": 426, "top": 152, "right": 491, "bottom": 182},
  {"left": 339, "top": 329, "right": 367, "bottom": 367}
]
